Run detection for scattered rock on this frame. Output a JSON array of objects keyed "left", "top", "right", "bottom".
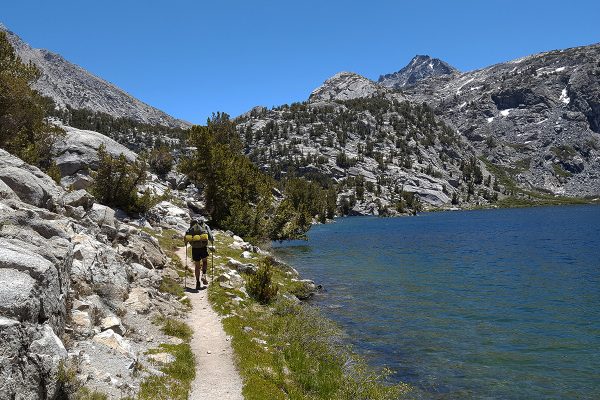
[
  {"left": 123, "top": 288, "right": 152, "bottom": 314},
  {"left": 147, "top": 352, "right": 176, "bottom": 365},
  {"left": 227, "top": 258, "right": 257, "bottom": 274},
  {"left": 100, "top": 315, "right": 124, "bottom": 335},
  {"left": 241, "top": 251, "right": 253, "bottom": 259},
  {"left": 62, "top": 189, "right": 95, "bottom": 210},
  {"left": 93, "top": 329, "right": 134, "bottom": 357}
]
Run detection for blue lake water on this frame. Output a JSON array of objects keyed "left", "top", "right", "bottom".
[{"left": 272, "top": 205, "right": 600, "bottom": 399}]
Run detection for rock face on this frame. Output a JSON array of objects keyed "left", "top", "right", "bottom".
[
  {"left": 309, "top": 72, "right": 394, "bottom": 102},
  {"left": 237, "top": 79, "right": 485, "bottom": 214},
  {"left": 0, "top": 24, "right": 190, "bottom": 129},
  {"left": 0, "top": 149, "right": 65, "bottom": 209},
  {"left": 0, "top": 195, "right": 73, "bottom": 399},
  {"left": 378, "top": 55, "right": 459, "bottom": 88},
  {"left": 53, "top": 124, "right": 137, "bottom": 184},
  {"left": 0, "top": 142, "right": 193, "bottom": 399},
  {"left": 402, "top": 43, "right": 600, "bottom": 196}
]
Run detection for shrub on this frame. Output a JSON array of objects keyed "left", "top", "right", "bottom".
[
  {"left": 148, "top": 145, "right": 173, "bottom": 177},
  {"left": 247, "top": 258, "right": 279, "bottom": 304},
  {"left": 90, "top": 145, "right": 158, "bottom": 214},
  {"left": 45, "top": 161, "right": 62, "bottom": 184}
]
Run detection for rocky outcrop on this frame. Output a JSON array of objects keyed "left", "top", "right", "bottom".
[
  {"left": 53, "top": 124, "right": 137, "bottom": 187},
  {"left": 0, "top": 197, "right": 73, "bottom": 399},
  {"left": 1, "top": 24, "right": 190, "bottom": 129},
  {"left": 378, "top": 55, "right": 459, "bottom": 88},
  {"left": 309, "top": 72, "right": 395, "bottom": 102},
  {"left": 0, "top": 144, "right": 194, "bottom": 399},
  {"left": 0, "top": 149, "right": 65, "bottom": 210}
]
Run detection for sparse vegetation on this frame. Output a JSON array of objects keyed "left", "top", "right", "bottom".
[
  {"left": 154, "top": 315, "right": 193, "bottom": 341},
  {"left": 137, "top": 317, "right": 195, "bottom": 400},
  {"left": 147, "top": 145, "right": 174, "bottom": 177},
  {"left": 57, "top": 359, "right": 108, "bottom": 400},
  {"left": 90, "top": 145, "right": 160, "bottom": 214},
  {"left": 246, "top": 258, "right": 279, "bottom": 304}
]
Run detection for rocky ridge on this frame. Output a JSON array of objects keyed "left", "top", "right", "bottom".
[
  {"left": 401, "top": 43, "right": 600, "bottom": 197},
  {"left": 237, "top": 42, "right": 600, "bottom": 214},
  {"left": 378, "top": 54, "right": 459, "bottom": 88},
  {"left": 0, "top": 23, "right": 190, "bottom": 129},
  {"left": 237, "top": 86, "right": 488, "bottom": 215}
]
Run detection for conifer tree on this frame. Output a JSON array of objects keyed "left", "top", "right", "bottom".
[{"left": 0, "top": 31, "right": 62, "bottom": 167}]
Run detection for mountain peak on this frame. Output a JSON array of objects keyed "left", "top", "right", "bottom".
[
  {"left": 309, "top": 72, "right": 387, "bottom": 102},
  {"left": 378, "top": 55, "right": 459, "bottom": 88}
]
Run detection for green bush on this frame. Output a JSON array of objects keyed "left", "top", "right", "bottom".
[
  {"left": 148, "top": 145, "right": 173, "bottom": 177},
  {"left": 247, "top": 258, "right": 279, "bottom": 304},
  {"left": 90, "top": 145, "right": 158, "bottom": 214}
]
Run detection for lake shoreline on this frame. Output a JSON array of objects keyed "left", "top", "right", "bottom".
[{"left": 273, "top": 205, "right": 600, "bottom": 399}]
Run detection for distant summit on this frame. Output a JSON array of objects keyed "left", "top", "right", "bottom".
[
  {"left": 0, "top": 23, "right": 190, "bottom": 129},
  {"left": 309, "top": 72, "right": 389, "bottom": 102},
  {"left": 378, "top": 55, "right": 458, "bottom": 88}
]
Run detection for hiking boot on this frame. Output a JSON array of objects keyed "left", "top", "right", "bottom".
[
  {"left": 201, "top": 276, "right": 208, "bottom": 285},
  {"left": 195, "top": 281, "right": 201, "bottom": 290}
]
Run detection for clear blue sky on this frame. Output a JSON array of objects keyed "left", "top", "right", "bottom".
[{"left": 3, "top": 0, "right": 599, "bottom": 124}]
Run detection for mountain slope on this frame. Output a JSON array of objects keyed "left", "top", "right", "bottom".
[
  {"left": 378, "top": 55, "right": 459, "bottom": 88},
  {"left": 1, "top": 23, "right": 190, "bottom": 129},
  {"left": 236, "top": 72, "right": 495, "bottom": 216},
  {"left": 236, "top": 43, "right": 600, "bottom": 216},
  {"left": 402, "top": 43, "right": 600, "bottom": 197}
]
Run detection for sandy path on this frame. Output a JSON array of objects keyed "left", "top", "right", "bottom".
[{"left": 175, "top": 247, "right": 244, "bottom": 400}]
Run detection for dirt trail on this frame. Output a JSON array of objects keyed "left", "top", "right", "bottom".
[{"left": 175, "top": 247, "right": 244, "bottom": 400}]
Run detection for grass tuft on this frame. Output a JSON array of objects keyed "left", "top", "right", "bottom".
[
  {"left": 138, "top": 343, "right": 195, "bottom": 400},
  {"left": 154, "top": 315, "right": 193, "bottom": 342}
]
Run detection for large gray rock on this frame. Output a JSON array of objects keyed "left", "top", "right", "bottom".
[
  {"left": 63, "top": 189, "right": 95, "bottom": 210},
  {"left": 120, "top": 233, "right": 168, "bottom": 270},
  {"left": 0, "top": 318, "right": 68, "bottom": 400},
  {"left": 0, "top": 149, "right": 65, "bottom": 209},
  {"left": 53, "top": 125, "right": 137, "bottom": 177},
  {"left": 309, "top": 72, "right": 393, "bottom": 102},
  {"left": 86, "top": 203, "right": 116, "bottom": 228},
  {"left": 0, "top": 199, "right": 72, "bottom": 400},
  {"left": 71, "top": 233, "right": 129, "bottom": 305},
  {"left": 0, "top": 202, "right": 73, "bottom": 329}
]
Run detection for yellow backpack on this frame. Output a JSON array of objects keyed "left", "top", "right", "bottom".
[{"left": 185, "top": 223, "right": 209, "bottom": 246}]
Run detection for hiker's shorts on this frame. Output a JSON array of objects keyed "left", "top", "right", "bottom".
[{"left": 192, "top": 246, "right": 209, "bottom": 261}]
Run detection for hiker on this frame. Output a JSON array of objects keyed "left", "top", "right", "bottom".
[{"left": 184, "top": 216, "right": 215, "bottom": 290}]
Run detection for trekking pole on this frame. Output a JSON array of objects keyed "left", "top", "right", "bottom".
[
  {"left": 211, "top": 248, "right": 214, "bottom": 284},
  {"left": 184, "top": 243, "right": 188, "bottom": 290}
]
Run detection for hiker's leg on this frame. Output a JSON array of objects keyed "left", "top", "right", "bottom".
[
  {"left": 194, "top": 260, "right": 201, "bottom": 282},
  {"left": 201, "top": 257, "right": 208, "bottom": 284}
]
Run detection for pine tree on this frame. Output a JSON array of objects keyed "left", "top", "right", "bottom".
[{"left": 0, "top": 31, "right": 63, "bottom": 167}]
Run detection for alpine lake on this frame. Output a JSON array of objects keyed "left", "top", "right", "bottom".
[{"left": 272, "top": 205, "right": 600, "bottom": 399}]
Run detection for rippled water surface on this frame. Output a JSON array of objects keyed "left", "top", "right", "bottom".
[{"left": 272, "top": 205, "right": 600, "bottom": 399}]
